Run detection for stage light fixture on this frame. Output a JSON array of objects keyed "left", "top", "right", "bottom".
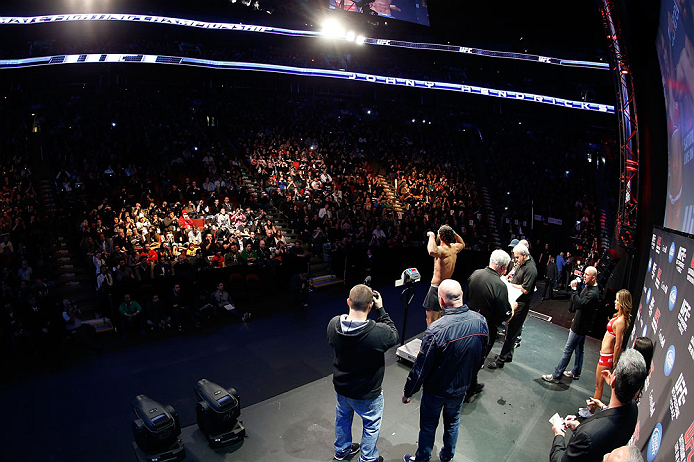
[
  {"left": 345, "top": 30, "right": 356, "bottom": 41},
  {"left": 131, "top": 395, "right": 185, "bottom": 462},
  {"left": 323, "top": 19, "right": 346, "bottom": 39},
  {"left": 195, "top": 379, "right": 246, "bottom": 448},
  {"left": 355, "top": 35, "right": 366, "bottom": 45}
]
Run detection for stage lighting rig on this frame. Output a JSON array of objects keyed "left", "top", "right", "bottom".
[
  {"left": 195, "top": 379, "right": 246, "bottom": 448},
  {"left": 131, "top": 395, "right": 185, "bottom": 462}
]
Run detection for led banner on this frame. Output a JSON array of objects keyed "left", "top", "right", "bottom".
[
  {"left": 629, "top": 226, "right": 694, "bottom": 461},
  {"left": 0, "top": 53, "right": 616, "bottom": 114},
  {"left": 0, "top": 14, "right": 609, "bottom": 70}
]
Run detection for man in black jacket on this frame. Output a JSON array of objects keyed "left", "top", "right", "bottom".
[
  {"left": 327, "top": 284, "right": 399, "bottom": 462},
  {"left": 466, "top": 249, "right": 516, "bottom": 399},
  {"left": 542, "top": 266, "right": 599, "bottom": 383},
  {"left": 549, "top": 349, "right": 646, "bottom": 461}
]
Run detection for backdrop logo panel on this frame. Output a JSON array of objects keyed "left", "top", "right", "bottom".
[
  {"left": 647, "top": 423, "right": 662, "bottom": 462},
  {"left": 636, "top": 226, "right": 694, "bottom": 461}
]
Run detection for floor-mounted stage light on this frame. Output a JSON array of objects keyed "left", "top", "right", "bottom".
[
  {"left": 131, "top": 395, "right": 185, "bottom": 462},
  {"left": 195, "top": 379, "right": 246, "bottom": 448}
]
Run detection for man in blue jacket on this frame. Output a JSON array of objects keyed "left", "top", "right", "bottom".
[
  {"left": 328, "top": 284, "right": 399, "bottom": 462},
  {"left": 402, "top": 279, "right": 488, "bottom": 462}
]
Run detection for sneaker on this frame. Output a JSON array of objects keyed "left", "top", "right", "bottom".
[
  {"left": 242, "top": 312, "right": 251, "bottom": 322},
  {"left": 563, "top": 371, "right": 580, "bottom": 380},
  {"left": 578, "top": 406, "right": 593, "bottom": 418},
  {"left": 542, "top": 374, "right": 560, "bottom": 383},
  {"left": 439, "top": 451, "right": 453, "bottom": 462},
  {"left": 334, "top": 443, "right": 360, "bottom": 460},
  {"left": 403, "top": 455, "right": 428, "bottom": 462}
]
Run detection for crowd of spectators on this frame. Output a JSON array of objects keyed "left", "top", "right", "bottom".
[
  {"left": 0, "top": 130, "right": 63, "bottom": 357},
  {"left": 37, "top": 89, "right": 493, "bottom": 333},
  {"left": 485, "top": 120, "right": 615, "bottom": 264},
  {"left": 1, "top": 77, "right": 613, "bottom": 355}
]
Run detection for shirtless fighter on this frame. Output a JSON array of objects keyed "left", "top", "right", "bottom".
[{"left": 423, "top": 225, "right": 465, "bottom": 326}]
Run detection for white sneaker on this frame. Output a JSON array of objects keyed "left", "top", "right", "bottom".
[
  {"left": 563, "top": 371, "right": 580, "bottom": 380},
  {"left": 542, "top": 374, "right": 560, "bottom": 383}
]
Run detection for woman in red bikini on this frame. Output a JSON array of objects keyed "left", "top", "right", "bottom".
[{"left": 594, "top": 289, "right": 631, "bottom": 403}]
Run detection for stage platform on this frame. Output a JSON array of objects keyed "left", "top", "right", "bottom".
[
  {"left": 172, "top": 316, "right": 603, "bottom": 462},
  {"left": 1, "top": 282, "right": 607, "bottom": 462}
]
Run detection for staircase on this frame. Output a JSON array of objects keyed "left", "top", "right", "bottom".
[
  {"left": 481, "top": 187, "right": 503, "bottom": 249},
  {"left": 238, "top": 160, "right": 343, "bottom": 289},
  {"left": 377, "top": 173, "right": 405, "bottom": 215}
]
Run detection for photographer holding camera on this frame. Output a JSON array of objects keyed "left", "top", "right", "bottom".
[{"left": 327, "top": 284, "right": 399, "bottom": 462}]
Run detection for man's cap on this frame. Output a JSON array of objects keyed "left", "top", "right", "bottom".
[{"left": 508, "top": 238, "right": 520, "bottom": 248}]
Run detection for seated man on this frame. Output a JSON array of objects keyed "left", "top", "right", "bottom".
[
  {"left": 210, "top": 282, "right": 250, "bottom": 322},
  {"left": 144, "top": 293, "right": 171, "bottom": 331},
  {"left": 168, "top": 283, "right": 199, "bottom": 332},
  {"left": 549, "top": 348, "right": 647, "bottom": 462},
  {"left": 152, "top": 256, "right": 172, "bottom": 279},
  {"left": 224, "top": 242, "right": 243, "bottom": 267},
  {"left": 118, "top": 293, "right": 145, "bottom": 338},
  {"left": 210, "top": 250, "right": 225, "bottom": 269},
  {"left": 240, "top": 242, "right": 258, "bottom": 265}
]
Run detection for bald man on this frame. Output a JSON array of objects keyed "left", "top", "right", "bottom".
[
  {"left": 402, "top": 279, "right": 488, "bottom": 462},
  {"left": 543, "top": 266, "right": 599, "bottom": 383}
]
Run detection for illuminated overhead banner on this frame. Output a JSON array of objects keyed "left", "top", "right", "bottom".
[
  {"left": 0, "top": 53, "right": 615, "bottom": 114},
  {"left": 0, "top": 14, "right": 609, "bottom": 69},
  {"left": 629, "top": 226, "right": 694, "bottom": 461}
]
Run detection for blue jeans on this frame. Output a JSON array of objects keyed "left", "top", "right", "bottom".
[
  {"left": 335, "top": 392, "right": 384, "bottom": 462},
  {"left": 414, "top": 392, "right": 465, "bottom": 461},
  {"left": 552, "top": 329, "right": 585, "bottom": 379}
]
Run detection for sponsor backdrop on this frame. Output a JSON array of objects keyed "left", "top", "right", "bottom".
[{"left": 629, "top": 226, "right": 694, "bottom": 461}]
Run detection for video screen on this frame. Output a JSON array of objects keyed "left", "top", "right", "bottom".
[
  {"left": 329, "top": 0, "right": 429, "bottom": 27},
  {"left": 658, "top": 0, "right": 694, "bottom": 234}
]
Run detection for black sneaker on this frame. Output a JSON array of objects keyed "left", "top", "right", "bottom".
[{"left": 334, "top": 443, "right": 360, "bottom": 460}]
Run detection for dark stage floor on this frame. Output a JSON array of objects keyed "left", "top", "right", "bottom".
[{"left": 0, "top": 279, "right": 607, "bottom": 462}]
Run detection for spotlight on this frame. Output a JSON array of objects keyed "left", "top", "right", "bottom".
[
  {"left": 345, "top": 30, "right": 356, "bottom": 42},
  {"left": 322, "top": 18, "right": 345, "bottom": 39},
  {"left": 355, "top": 35, "right": 366, "bottom": 45},
  {"left": 111, "top": 122, "right": 116, "bottom": 127},
  {"left": 131, "top": 395, "right": 185, "bottom": 462},
  {"left": 195, "top": 379, "right": 246, "bottom": 448}
]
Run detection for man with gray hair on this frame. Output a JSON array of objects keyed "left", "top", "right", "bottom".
[
  {"left": 466, "top": 249, "right": 517, "bottom": 399},
  {"left": 489, "top": 243, "right": 537, "bottom": 369},
  {"left": 542, "top": 266, "right": 599, "bottom": 383},
  {"left": 328, "top": 284, "right": 399, "bottom": 462},
  {"left": 549, "top": 349, "right": 646, "bottom": 461},
  {"left": 602, "top": 445, "right": 644, "bottom": 462}
]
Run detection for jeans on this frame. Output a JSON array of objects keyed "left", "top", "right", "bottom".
[
  {"left": 335, "top": 392, "right": 384, "bottom": 462},
  {"left": 552, "top": 329, "right": 585, "bottom": 379},
  {"left": 414, "top": 392, "right": 465, "bottom": 461}
]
